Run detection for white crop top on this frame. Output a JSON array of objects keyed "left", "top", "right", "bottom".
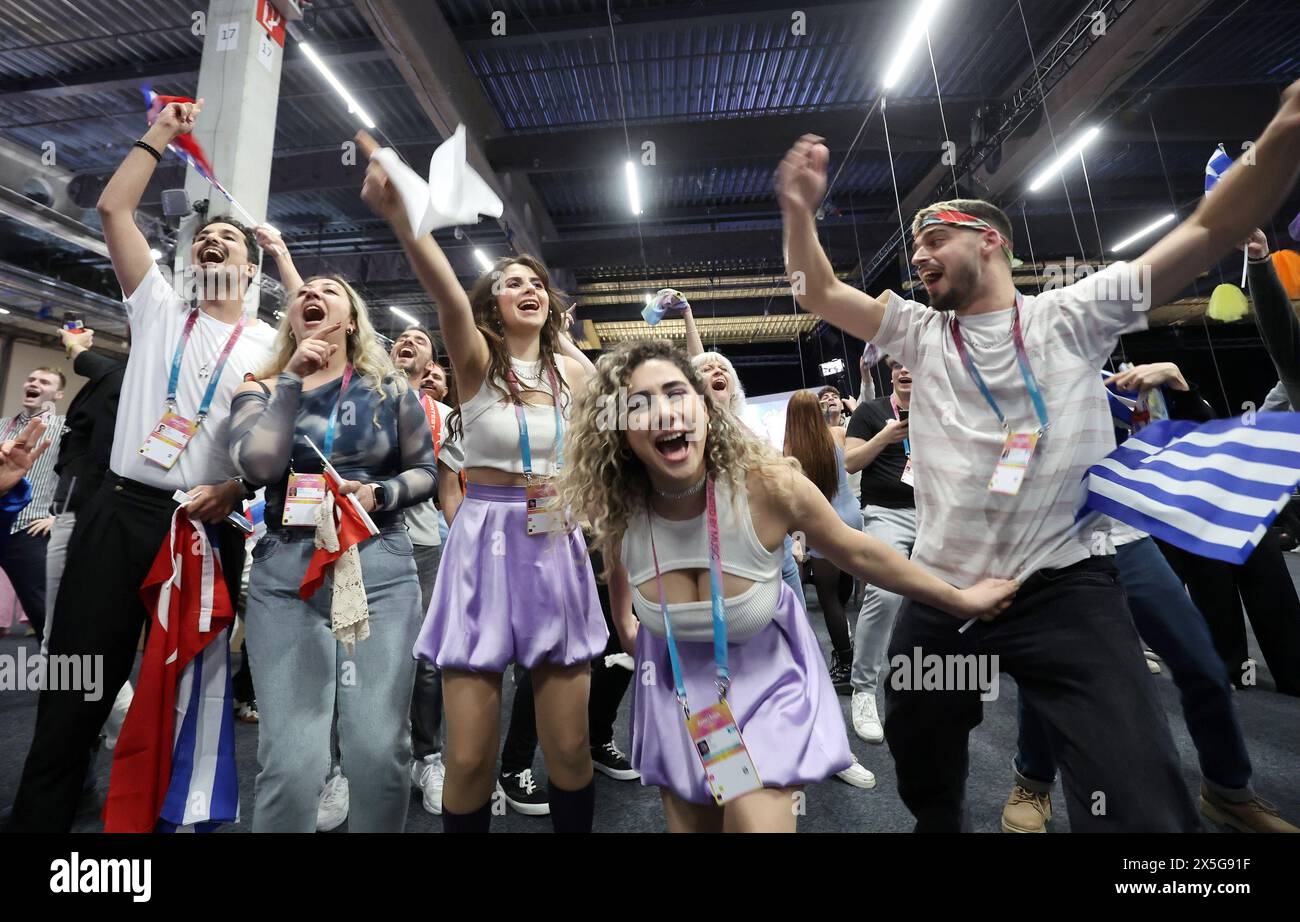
[
  {"left": 620, "top": 475, "right": 784, "bottom": 643},
  {"left": 459, "top": 357, "right": 571, "bottom": 476}
]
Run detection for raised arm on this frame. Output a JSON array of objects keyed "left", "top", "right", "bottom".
[
  {"left": 97, "top": 99, "right": 202, "bottom": 297},
  {"left": 843, "top": 421, "right": 906, "bottom": 475},
  {"left": 776, "top": 134, "right": 890, "bottom": 342},
  {"left": 256, "top": 224, "right": 304, "bottom": 296},
  {"left": 356, "top": 130, "right": 488, "bottom": 390},
  {"left": 1243, "top": 229, "right": 1300, "bottom": 409},
  {"left": 1135, "top": 82, "right": 1300, "bottom": 310},
  {"left": 682, "top": 304, "right": 705, "bottom": 357}
]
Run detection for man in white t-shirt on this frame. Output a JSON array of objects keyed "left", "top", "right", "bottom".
[
  {"left": 776, "top": 79, "right": 1300, "bottom": 831},
  {"left": 6, "top": 98, "right": 276, "bottom": 832}
]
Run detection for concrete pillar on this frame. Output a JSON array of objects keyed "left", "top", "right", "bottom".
[{"left": 175, "top": 0, "right": 286, "bottom": 312}]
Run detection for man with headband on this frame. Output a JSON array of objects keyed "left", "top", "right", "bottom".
[{"left": 776, "top": 78, "right": 1300, "bottom": 832}]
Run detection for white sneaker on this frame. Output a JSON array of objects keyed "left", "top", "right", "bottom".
[
  {"left": 851, "top": 690, "right": 884, "bottom": 743},
  {"left": 835, "top": 754, "right": 876, "bottom": 789},
  {"left": 316, "top": 767, "right": 350, "bottom": 832},
  {"left": 410, "top": 753, "right": 445, "bottom": 815}
]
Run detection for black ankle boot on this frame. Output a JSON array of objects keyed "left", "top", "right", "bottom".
[{"left": 548, "top": 779, "right": 595, "bottom": 833}]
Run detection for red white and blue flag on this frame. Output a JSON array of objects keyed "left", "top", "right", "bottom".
[{"left": 103, "top": 509, "right": 239, "bottom": 832}]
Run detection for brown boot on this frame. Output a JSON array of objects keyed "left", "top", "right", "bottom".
[
  {"left": 1001, "top": 784, "right": 1052, "bottom": 833},
  {"left": 1200, "top": 785, "right": 1299, "bottom": 833}
]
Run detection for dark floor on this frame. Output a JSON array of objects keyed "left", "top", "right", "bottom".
[{"left": 2, "top": 561, "right": 1299, "bottom": 833}]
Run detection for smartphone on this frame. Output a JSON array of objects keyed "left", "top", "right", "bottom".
[
  {"left": 63, "top": 315, "right": 84, "bottom": 332},
  {"left": 898, "top": 409, "right": 909, "bottom": 422}
]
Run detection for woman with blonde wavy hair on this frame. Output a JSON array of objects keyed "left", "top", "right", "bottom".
[
  {"left": 557, "top": 339, "right": 1017, "bottom": 832},
  {"left": 228, "top": 274, "right": 437, "bottom": 832}
]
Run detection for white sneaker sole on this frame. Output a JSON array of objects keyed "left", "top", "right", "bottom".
[
  {"left": 593, "top": 762, "right": 641, "bottom": 782},
  {"left": 497, "top": 782, "right": 551, "bottom": 816},
  {"left": 853, "top": 722, "right": 884, "bottom": 744},
  {"left": 836, "top": 768, "right": 877, "bottom": 790}
]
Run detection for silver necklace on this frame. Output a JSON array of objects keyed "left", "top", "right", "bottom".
[{"left": 653, "top": 475, "right": 706, "bottom": 500}]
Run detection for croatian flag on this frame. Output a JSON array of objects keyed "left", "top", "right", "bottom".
[
  {"left": 103, "top": 510, "right": 239, "bottom": 832},
  {"left": 1082, "top": 413, "right": 1300, "bottom": 564},
  {"left": 1204, "top": 144, "right": 1233, "bottom": 196}
]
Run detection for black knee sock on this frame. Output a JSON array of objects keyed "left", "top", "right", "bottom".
[
  {"left": 548, "top": 779, "right": 595, "bottom": 833},
  {"left": 442, "top": 799, "right": 492, "bottom": 833}
]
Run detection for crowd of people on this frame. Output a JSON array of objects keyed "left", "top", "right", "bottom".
[{"left": 2, "top": 80, "right": 1300, "bottom": 834}]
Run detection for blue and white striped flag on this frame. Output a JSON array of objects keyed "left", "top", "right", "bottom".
[
  {"left": 1204, "top": 144, "right": 1233, "bottom": 196},
  {"left": 1082, "top": 413, "right": 1300, "bottom": 564}
]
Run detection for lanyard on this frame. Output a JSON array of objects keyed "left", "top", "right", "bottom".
[
  {"left": 648, "top": 476, "right": 729, "bottom": 718},
  {"left": 505, "top": 364, "right": 564, "bottom": 478},
  {"left": 889, "top": 394, "right": 910, "bottom": 457},
  {"left": 321, "top": 364, "right": 354, "bottom": 458},
  {"left": 166, "top": 309, "right": 247, "bottom": 424},
  {"left": 948, "top": 293, "right": 1049, "bottom": 434},
  {"left": 421, "top": 393, "right": 443, "bottom": 461}
]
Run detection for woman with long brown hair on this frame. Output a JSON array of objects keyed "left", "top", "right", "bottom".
[
  {"left": 784, "top": 390, "right": 863, "bottom": 692},
  {"left": 360, "top": 143, "right": 606, "bottom": 833}
]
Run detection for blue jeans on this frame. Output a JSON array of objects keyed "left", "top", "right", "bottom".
[
  {"left": 245, "top": 526, "right": 424, "bottom": 831},
  {"left": 1016, "top": 537, "right": 1252, "bottom": 800},
  {"left": 782, "top": 534, "right": 807, "bottom": 611}
]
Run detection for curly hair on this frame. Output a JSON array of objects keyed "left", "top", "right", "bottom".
[
  {"left": 260, "top": 274, "right": 405, "bottom": 418},
  {"left": 447, "top": 254, "right": 571, "bottom": 439},
  {"left": 555, "top": 339, "right": 796, "bottom": 573}
]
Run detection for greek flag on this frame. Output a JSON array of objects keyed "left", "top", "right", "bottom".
[
  {"left": 1082, "top": 413, "right": 1300, "bottom": 564},
  {"left": 1204, "top": 144, "right": 1233, "bottom": 196}
]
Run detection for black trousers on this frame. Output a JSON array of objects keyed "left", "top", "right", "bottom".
[
  {"left": 1157, "top": 533, "right": 1300, "bottom": 696},
  {"left": 4, "top": 473, "right": 245, "bottom": 833},
  {"left": 411, "top": 542, "right": 444, "bottom": 759},
  {"left": 0, "top": 528, "right": 49, "bottom": 640},
  {"left": 500, "top": 572, "right": 632, "bottom": 774},
  {"left": 883, "top": 556, "right": 1199, "bottom": 833}
]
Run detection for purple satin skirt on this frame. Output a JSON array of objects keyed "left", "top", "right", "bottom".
[
  {"left": 630, "top": 582, "right": 853, "bottom": 805},
  {"left": 413, "top": 483, "right": 607, "bottom": 672}
]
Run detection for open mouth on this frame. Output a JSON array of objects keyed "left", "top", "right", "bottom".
[
  {"left": 653, "top": 431, "right": 691, "bottom": 463},
  {"left": 302, "top": 302, "right": 327, "bottom": 325},
  {"left": 710, "top": 376, "right": 728, "bottom": 392},
  {"left": 898, "top": 375, "right": 912, "bottom": 387},
  {"left": 920, "top": 268, "right": 943, "bottom": 286},
  {"left": 517, "top": 297, "right": 541, "bottom": 314},
  {"left": 24, "top": 387, "right": 40, "bottom": 400},
  {"left": 397, "top": 346, "right": 416, "bottom": 360},
  {"left": 199, "top": 243, "right": 226, "bottom": 265}
]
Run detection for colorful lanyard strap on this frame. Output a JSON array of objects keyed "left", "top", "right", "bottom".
[
  {"left": 421, "top": 393, "right": 443, "bottom": 461},
  {"left": 505, "top": 363, "right": 564, "bottom": 478},
  {"left": 321, "top": 364, "right": 354, "bottom": 458},
  {"left": 889, "top": 394, "right": 910, "bottom": 457},
  {"left": 648, "top": 476, "right": 729, "bottom": 718},
  {"left": 166, "top": 309, "right": 247, "bottom": 425},
  {"left": 948, "top": 293, "right": 1049, "bottom": 434}
]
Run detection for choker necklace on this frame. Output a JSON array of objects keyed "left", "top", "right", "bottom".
[{"left": 653, "top": 475, "right": 706, "bottom": 500}]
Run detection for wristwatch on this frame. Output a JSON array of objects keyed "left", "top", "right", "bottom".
[
  {"left": 370, "top": 483, "right": 387, "bottom": 510},
  {"left": 231, "top": 476, "right": 256, "bottom": 500}
]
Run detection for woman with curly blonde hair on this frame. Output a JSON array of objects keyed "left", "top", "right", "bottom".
[
  {"left": 557, "top": 339, "right": 1018, "bottom": 832},
  {"left": 229, "top": 274, "right": 437, "bottom": 832}
]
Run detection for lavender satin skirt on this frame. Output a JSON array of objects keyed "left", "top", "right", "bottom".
[
  {"left": 413, "top": 484, "right": 607, "bottom": 672},
  {"left": 631, "top": 582, "right": 853, "bottom": 805}
]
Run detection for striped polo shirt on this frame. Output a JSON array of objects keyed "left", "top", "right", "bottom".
[
  {"left": 870, "top": 261, "right": 1148, "bottom": 588},
  {"left": 0, "top": 412, "right": 66, "bottom": 532}
]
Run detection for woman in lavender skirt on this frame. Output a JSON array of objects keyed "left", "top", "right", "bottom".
[
  {"left": 557, "top": 340, "right": 1017, "bottom": 832},
  {"left": 361, "top": 147, "right": 606, "bottom": 833}
]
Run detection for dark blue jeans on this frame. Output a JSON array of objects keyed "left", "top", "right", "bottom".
[{"left": 1016, "top": 537, "right": 1252, "bottom": 799}]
